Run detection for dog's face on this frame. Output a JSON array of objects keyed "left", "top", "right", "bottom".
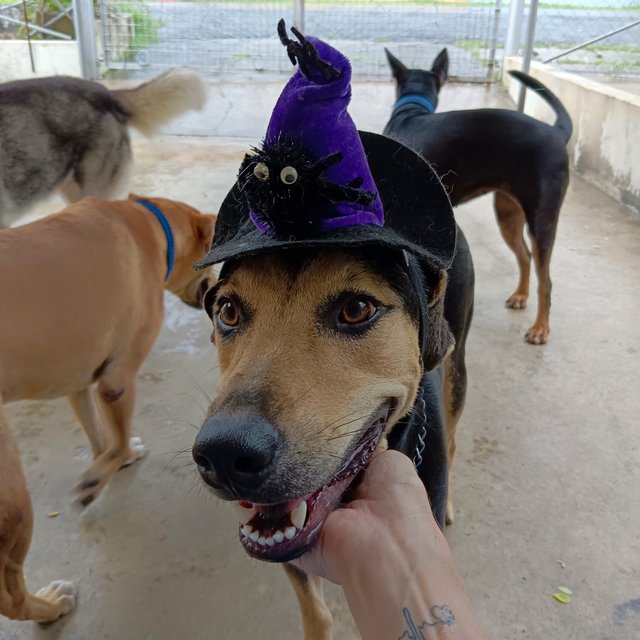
[
  {"left": 385, "top": 48, "right": 449, "bottom": 105},
  {"left": 193, "top": 248, "right": 425, "bottom": 561}
]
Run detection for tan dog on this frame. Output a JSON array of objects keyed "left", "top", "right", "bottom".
[{"left": 0, "top": 196, "right": 215, "bottom": 623}]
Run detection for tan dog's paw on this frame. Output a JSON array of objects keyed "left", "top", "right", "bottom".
[
  {"left": 525, "top": 324, "right": 549, "bottom": 345},
  {"left": 505, "top": 293, "right": 527, "bottom": 310},
  {"left": 74, "top": 472, "right": 102, "bottom": 507},
  {"left": 35, "top": 580, "right": 77, "bottom": 619},
  {"left": 122, "top": 436, "right": 147, "bottom": 468}
]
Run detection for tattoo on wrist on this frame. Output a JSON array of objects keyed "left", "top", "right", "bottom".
[{"left": 398, "top": 605, "right": 455, "bottom": 639}]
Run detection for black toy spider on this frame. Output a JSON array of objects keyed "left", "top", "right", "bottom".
[{"left": 238, "top": 134, "right": 376, "bottom": 238}]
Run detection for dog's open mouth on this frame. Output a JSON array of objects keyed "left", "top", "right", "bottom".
[{"left": 234, "top": 405, "right": 389, "bottom": 562}]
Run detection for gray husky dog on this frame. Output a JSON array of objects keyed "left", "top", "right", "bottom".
[{"left": 0, "top": 68, "right": 206, "bottom": 226}]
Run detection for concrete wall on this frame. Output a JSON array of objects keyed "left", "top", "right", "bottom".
[
  {"left": 0, "top": 41, "right": 82, "bottom": 82},
  {"left": 503, "top": 57, "right": 640, "bottom": 213}
]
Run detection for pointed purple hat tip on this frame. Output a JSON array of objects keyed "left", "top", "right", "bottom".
[{"left": 239, "top": 23, "right": 384, "bottom": 239}]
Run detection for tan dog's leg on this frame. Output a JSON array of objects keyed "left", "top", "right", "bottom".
[
  {"left": 494, "top": 191, "right": 531, "bottom": 310},
  {"left": 284, "top": 565, "right": 332, "bottom": 640},
  {"left": 442, "top": 350, "right": 468, "bottom": 526},
  {"left": 75, "top": 370, "right": 145, "bottom": 506},
  {"left": 68, "top": 388, "right": 105, "bottom": 459},
  {"left": 0, "top": 403, "right": 76, "bottom": 621}
]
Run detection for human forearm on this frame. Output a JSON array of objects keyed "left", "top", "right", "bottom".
[{"left": 338, "top": 522, "right": 485, "bottom": 639}]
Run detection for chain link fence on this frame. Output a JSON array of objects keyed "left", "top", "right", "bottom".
[
  {"left": 509, "top": 0, "right": 640, "bottom": 78},
  {"left": 98, "top": 0, "right": 504, "bottom": 80}
]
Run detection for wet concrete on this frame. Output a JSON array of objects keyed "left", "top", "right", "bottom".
[{"left": 1, "top": 80, "right": 639, "bottom": 640}]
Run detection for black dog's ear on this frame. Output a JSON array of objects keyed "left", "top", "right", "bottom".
[
  {"left": 384, "top": 48, "right": 408, "bottom": 84},
  {"left": 431, "top": 48, "right": 449, "bottom": 90},
  {"left": 423, "top": 270, "right": 455, "bottom": 371}
]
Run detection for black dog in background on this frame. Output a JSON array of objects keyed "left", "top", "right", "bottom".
[{"left": 384, "top": 48, "right": 572, "bottom": 345}]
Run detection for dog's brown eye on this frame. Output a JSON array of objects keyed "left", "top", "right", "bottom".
[
  {"left": 338, "top": 299, "right": 377, "bottom": 325},
  {"left": 218, "top": 300, "right": 240, "bottom": 328}
]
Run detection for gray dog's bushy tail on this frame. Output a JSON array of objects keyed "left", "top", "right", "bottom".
[
  {"left": 113, "top": 68, "right": 207, "bottom": 136},
  {"left": 508, "top": 70, "right": 573, "bottom": 144}
]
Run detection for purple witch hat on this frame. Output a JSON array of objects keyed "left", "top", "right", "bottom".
[
  {"left": 197, "top": 22, "right": 457, "bottom": 271},
  {"left": 242, "top": 22, "right": 383, "bottom": 238}
]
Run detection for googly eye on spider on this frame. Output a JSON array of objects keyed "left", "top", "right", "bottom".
[
  {"left": 280, "top": 166, "right": 298, "bottom": 185},
  {"left": 253, "top": 163, "right": 270, "bottom": 181}
]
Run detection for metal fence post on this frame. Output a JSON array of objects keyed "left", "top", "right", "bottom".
[
  {"left": 504, "top": 0, "right": 524, "bottom": 60},
  {"left": 293, "top": 0, "right": 304, "bottom": 33},
  {"left": 72, "top": 0, "right": 98, "bottom": 79},
  {"left": 517, "top": 0, "right": 539, "bottom": 111}
]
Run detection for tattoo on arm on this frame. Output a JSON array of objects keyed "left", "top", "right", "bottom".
[{"left": 398, "top": 605, "right": 456, "bottom": 639}]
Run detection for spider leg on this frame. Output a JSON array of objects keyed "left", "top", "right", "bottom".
[
  {"left": 277, "top": 20, "right": 339, "bottom": 80},
  {"left": 310, "top": 152, "right": 343, "bottom": 177}
]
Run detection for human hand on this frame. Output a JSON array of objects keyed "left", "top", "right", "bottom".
[{"left": 293, "top": 449, "right": 438, "bottom": 584}]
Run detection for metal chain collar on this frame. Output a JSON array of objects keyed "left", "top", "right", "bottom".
[{"left": 412, "top": 394, "right": 427, "bottom": 469}]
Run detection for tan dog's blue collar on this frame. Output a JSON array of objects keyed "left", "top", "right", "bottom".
[{"left": 135, "top": 200, "right": 175, "bottom": 280}]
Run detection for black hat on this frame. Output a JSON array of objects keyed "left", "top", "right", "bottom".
[{"left": 196, "top": 25, "right": 456, "bottom": 272}]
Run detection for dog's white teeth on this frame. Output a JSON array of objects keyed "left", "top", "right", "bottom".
[
  {"left": 284, "top": 526, "right": 297, "bottom": 540},
  {"left": 249, "top": 530, "right": 260, "bottom": 542},
  {"left": 265, "top": 536, "right": 275, "bottom": 547},
  {"left": 234, "top": 502, "right": 257, "bottom": 525},
  {"left": 257, "top": 536, "right": 267, "bottom": 546},
  {"left": 241, "top": 525, "right": 253, "bottom": 537},
  {"left": 273, "top": 530, "right": 285, "bottom": 543},
  {"left": 290, "top": 501, "right": 307, "bottom": 530}
]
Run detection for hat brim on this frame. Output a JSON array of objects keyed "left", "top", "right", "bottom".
[{"left": 196, "top": 131, "right": 456, "bottom": 271}]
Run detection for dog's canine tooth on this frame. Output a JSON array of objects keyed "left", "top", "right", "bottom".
[
  {"left": 290, "top": 501, "right": 307, "bottom": 529},
  {"left": 234, "top": 502, "right": 256, "bottom": 525},
  {"left": 249, "top": 530, "right": 260, "bottom": 542},
  {"left": 273, "top": 530, "right": 285, "bottom": 543},
  {"left": 241, "top": 525, "right": 253, "bottom": 537},
  {"left": 284, "top": 526, "right": 297, "bottom": 540}
]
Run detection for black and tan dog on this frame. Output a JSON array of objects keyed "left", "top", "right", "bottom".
[
  {"left": 384, "top": 48, "right": 572, "bottom": 345},
  {"left": 192, "top": 25, "right": 474, "bottom": 639}
]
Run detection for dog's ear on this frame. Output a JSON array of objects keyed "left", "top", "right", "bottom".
[
  {"left": 195, "top": 214, "right": 217, "bottom": 253},
  {"left": 423, "top": 270, "right": 455, "bottom": 371},
  {"left": 384, "top": 48, "right": 408, "bottom": 84},
  {"left": 431, "top": 48, "right": 449, "bottom": 90}
]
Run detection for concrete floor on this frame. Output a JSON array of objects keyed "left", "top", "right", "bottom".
[{"left": 1, "top": 80, "right": 640, "bottom": 640}]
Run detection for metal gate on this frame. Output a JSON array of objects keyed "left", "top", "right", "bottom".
[{"left": 99, "top": 0, "right": 503, "bottom": 81}]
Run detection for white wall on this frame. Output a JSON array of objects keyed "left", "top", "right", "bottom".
[
  {"left": 503, "top": 58, "right": 640, "bottom": 213},
  {"left": 0, "top": 41, "right": 82, "bottom": 82}
]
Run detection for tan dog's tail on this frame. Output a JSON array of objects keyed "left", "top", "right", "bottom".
[{"left": 113, "top": 68, "right": 207, "bottom": 136}]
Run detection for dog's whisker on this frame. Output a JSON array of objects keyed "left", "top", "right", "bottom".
[
  {"left": 189, "top": 375, "right": 213, "bottom": 405},
  {"left": 321, "top": 413, "right": 371, "bottom": 437},
  {"left": 316, "top": 410, "right": 366, "bottom": 435},
  {"left": 160, "top": 447, "right": 194, "bottom": 469},
  {"left": 171, "top": 391, "right": 209, "bottom": 414},
  {"left": 164, "top": 418, "right": 201, "bottom": 431},
  {"left": 325, "top": 426, "right": 369, "bottom": 442}
]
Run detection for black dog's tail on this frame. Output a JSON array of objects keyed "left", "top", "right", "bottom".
[{"left": 508, "top": 70, "right": 573, "bottom": 144}]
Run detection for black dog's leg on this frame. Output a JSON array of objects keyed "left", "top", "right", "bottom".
[
  {"left": 414, "top": 369, "right": 449, "bottom": 529},
  {"left": 520, "top": 179, "right": 567, "bottom": 345},
  {"left": 494, "top": 191, "right": 531, "bottom": 310}
]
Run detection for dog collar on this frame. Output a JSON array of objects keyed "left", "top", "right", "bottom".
[
  {"left": 392, "top": 94, "right": 435, "bottom": 114},
  {"left": 135, "top": 200, "right": 175, "bottom": 280}
]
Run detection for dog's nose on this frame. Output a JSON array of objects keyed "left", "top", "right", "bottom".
[{"left": 193, "top": 415, "right": 281, "bottom": 493}]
